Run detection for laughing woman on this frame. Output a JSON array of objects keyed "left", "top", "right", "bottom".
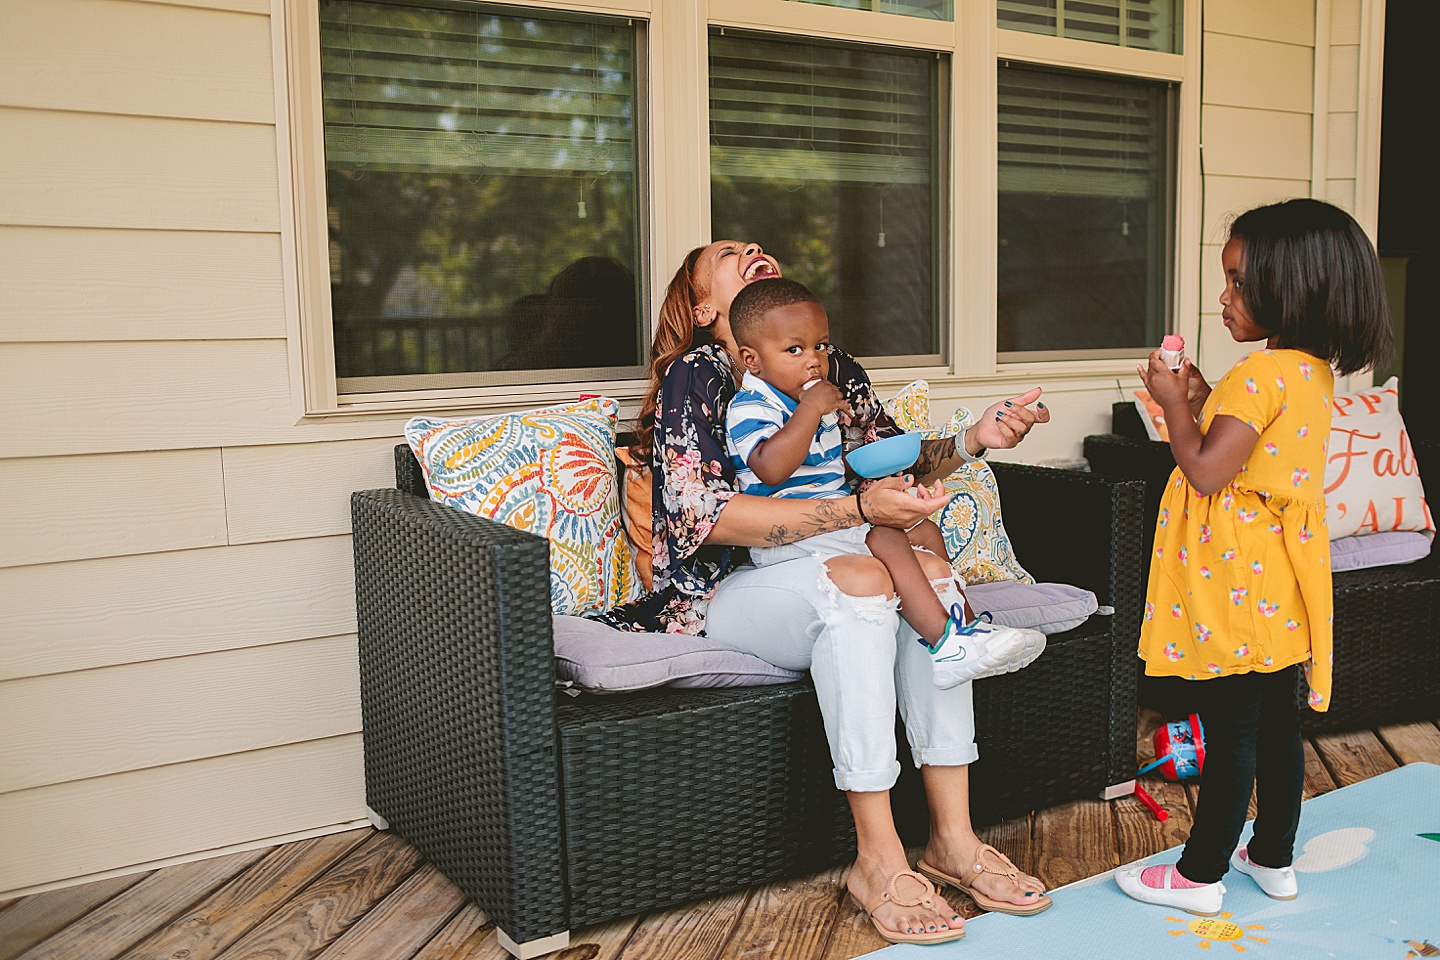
[{"left": 600, "top": 241, "right": 1052, "bottom": 943}]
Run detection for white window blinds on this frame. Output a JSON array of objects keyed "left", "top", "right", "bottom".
[
  {"left": 997, "top": 0, "right": 1181, "bottom": 53},
  {"left": 998, "top": 64, "right": 1168, "bottom": 199},
  {"left": 709, "top": 32, "right": 937, "bottom": 186},
  {"left": 320, "top": 0, "right": 636, "bottom": 177}
]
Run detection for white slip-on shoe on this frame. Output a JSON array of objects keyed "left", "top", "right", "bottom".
[
  {"left": 930, "top": 607, "right": 1046, "bottom": 689},
  {"left": 1114, "top": 863, "right": 1224, "bottom": 916},
  {"left": 1230, "top": 847, "right": 1297, "bottom": 900}
]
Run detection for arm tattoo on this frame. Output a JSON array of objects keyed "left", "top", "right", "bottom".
[
  {"left": 762, "top": 497, "right": 859, "bottom": 546},
  {"left": 911, "top": 436, "right": 958, "bottom": 477}
]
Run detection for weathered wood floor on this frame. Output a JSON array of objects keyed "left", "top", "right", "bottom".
[{"left": 3, "top": 714, "right": 1437, "bottom": 960}]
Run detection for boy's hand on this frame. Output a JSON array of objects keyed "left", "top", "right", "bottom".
[{"left": 798, "top": 379, "right": 852, "bottom": 420}]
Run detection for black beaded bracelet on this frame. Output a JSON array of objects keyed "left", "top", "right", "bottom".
[{"left": 854, "top": 489, "right": 869, "bottom": 524}]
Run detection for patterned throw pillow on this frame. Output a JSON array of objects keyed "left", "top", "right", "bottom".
[
  {"left": 405, "top": 398, "right": 643, "bottom": 617},
  {"left": 883, "top": 380, "right": 1034, "bottom": 584},
  {"left": 1326, "top": 377, "right": 1434, "bottom": 542}
]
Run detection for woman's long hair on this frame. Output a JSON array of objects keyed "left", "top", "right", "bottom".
[{"left": 628, "top": 245, "right": 707, "bottom": 467}]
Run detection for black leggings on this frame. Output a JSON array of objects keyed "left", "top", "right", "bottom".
[{"left": 1152, "top": 666, "right": 1305, "bottom": 884}]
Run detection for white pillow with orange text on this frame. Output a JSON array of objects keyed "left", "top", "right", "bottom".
[{"left": 1325, "top": 377, "right": 1434, "bottom": 541}]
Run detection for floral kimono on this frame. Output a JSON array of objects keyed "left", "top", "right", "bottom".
[{"left": 598, "top": 342, "right": 898, "bottom": 635}]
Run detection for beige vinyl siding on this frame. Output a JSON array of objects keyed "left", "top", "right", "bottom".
[
  {"left": 0, "top": 537, "right": 357, "bottom": 681},
  {"left": 0, "top": 736, "right": 365, "bottom": 893},
  {"left": 0, "top": 0, "right": 1381, "bottom": 897},
  {"left": 0, "top": 450, "right": 229, "bottom": 568},
  {"left": 0, "top": 0, "right": 388, "bottom": 895},
  {"left": 0, "top": 228, "right": 287, "bottom": 343},
  {"left": 0, "top": 635, "right": 360, "bottom": 794}
]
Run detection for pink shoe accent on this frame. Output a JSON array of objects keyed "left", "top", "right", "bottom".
[{"left": 1140, "top": 865, "right": 1206, "bottom": 889}]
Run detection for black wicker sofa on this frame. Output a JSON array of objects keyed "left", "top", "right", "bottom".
[
  {"left": 350, "top": 446, "right": 1146, "bottom": 958},
  {"left": 1085, "top": 404, "right": 1439, "bottom": 734}
]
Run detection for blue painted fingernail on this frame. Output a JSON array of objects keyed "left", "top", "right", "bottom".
[
  {"left": 1037, "top": 402, "right": 1046, "bottom": 409},
  {"left": 1004, "top": 401, "right": 1012, "bottom": 407}
]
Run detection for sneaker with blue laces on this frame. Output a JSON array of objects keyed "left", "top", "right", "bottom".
[{"left": 927, "top": 606, "right": 1046, "bottom": 689}]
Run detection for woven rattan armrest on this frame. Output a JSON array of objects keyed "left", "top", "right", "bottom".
[{"left": 350, "top": 488, "right": 567, "bottom": 946}]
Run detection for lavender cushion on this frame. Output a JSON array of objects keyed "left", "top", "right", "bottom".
[
  {"left": 552, "top": 615, "right": 804, "bottom": 693},
  {"left": 964, "top": 580, "right": 1103, "bottom": 634},
  {"left": 1330, "top": 531, "right": 1433, "bottom": 572}
]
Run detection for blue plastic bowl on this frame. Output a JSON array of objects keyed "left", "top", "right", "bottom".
[{"left": 845, "top": 432, "right": 922, "bottom": 479}]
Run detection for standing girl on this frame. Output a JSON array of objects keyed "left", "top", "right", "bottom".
[{"left": 1116, "top": 199, "right": 1392, "bottom": 915}]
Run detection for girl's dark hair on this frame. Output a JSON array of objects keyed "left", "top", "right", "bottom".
[
  {"left": 1227, "top": 198, "right": 1392, "bottom": 375},
  {"left": 628, "top": 245, "right": 707, "bottom": 468}
]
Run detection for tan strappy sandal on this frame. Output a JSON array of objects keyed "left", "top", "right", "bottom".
[
  {"left": 918, "top": 845, "right": 1053, "bottom": 916},
  {"left": 847, "top": 869, "right": 966, "bottom": 945}
]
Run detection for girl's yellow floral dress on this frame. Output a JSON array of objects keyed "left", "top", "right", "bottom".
[{"left": 1139, "top": 349, "right": 1334, "bottom": 711}]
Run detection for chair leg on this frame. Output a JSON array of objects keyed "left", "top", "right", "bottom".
[
  {"left": 364, "top": 806, "right": 390, "bottom": 830},
  {"left": 496, "top": 927, "right": 570, "bottom": 959}
]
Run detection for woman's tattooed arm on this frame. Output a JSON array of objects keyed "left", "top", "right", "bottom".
[{"left": 762, "top": 496, "right": 861, "bottom": 546}]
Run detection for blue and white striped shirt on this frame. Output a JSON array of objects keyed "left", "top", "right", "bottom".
[{"left": 725, "top": 372, "right": 850, "bottom": 499}]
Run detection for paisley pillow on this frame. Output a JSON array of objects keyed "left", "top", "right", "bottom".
[
  {"left": 883, "top": 380, "right": 1034, "bottom": 584},
  {"left": 405, "top": 398, "right": 643, "bottom": 617}
]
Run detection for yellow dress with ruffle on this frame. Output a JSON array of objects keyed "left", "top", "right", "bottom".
[{"left": 1138, "top": 349, "right": 1334, "bottom": 711}]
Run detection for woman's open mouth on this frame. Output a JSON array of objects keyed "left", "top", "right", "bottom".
[{"left": 743, "top": 258, "right": 779, "bottom": 281}]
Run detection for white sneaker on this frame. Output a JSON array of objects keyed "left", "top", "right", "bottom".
[
  {"left": 1115, "top": 863, "right": 1224, "bottom": 916},
  {"left": 929, "top": 606, "right": 1046, "bottom": 689},
  {"left": 1230, "top": 847, "right": 1297, "bottom": 899}
]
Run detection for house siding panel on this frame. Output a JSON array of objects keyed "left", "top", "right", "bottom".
[
  {"left": 0, "top": 450, "right": 228, "bottom": 568},
  {"left": 0, "top": 635, "right": 360, "bottom": 793}
]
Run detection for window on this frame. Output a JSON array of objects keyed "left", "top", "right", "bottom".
[
  {"left": 790, "top": 0, "right": 952, "bottom": 21},
  {"left": 283, "top": 0, "right": 1196, "bottom": 413},
  {"left": 709, "top": 31, "right": 945, "bottom": 364},
  {"left": 996, "top": 64, "right": 1174, "bottom": 358},
  {"left": 319, "top": 0, "right": 644, "bottom": 393},
  {"left": 998, "top": 0, "right": 1181, "bottom": 53}
]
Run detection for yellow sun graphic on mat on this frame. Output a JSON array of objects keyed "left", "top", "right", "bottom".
[{"left": 1165, "top": 914, "right": 1269, "bottom": 951}]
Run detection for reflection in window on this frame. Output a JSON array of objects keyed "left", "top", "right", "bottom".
[
  {"left": 320, "top": 0, "right": 642, "bottom": 388},
  {"left": 998, "top": 0, "right": 1182, "bottom": 54},
  {"left": 996, "top": 0, "right": 1186, "bottom": 53},
  {"left": 788, "top": 0, "right": 952, "bottom": 22},
  {"left": 997, "top": 65, "right": 1172, "bottom": 356},
  {"left": 710, "top": 32, "right": 943, "bottom": 362}
]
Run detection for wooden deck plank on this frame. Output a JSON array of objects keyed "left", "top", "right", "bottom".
[
  {"left": 1114, "top": 775, "right": 1193, "bottom": 864},
  {"left": 17, "top": 848, "right": 266, "bottom": 960},
  {"left": 1375, "top": 720, "right": 1440, "bottom": 765},
  {"left": 407, "top": 902, "right": 505, "bottom": 960},
  {"left": 314, "top": 862, "right": 466, "bottom": 959},
  {"left": 0, "top": 873, "right": 151, "bottom": 960},
  {"left": 561, "top": 914, "right": 644, "bottom": 960},
  {"left": 1033, "top": 799, "right": 1117, "bottom": 891},
  {"left": 615, "top": 889, "right": 749, "bottom": 960},
  {"left": 209, "top": 832, "right": 422, "bottom": 960},
  {"left": 1311, "top": 729, "right": 1400, "bottom": 787},
  {"left": 817, "top": 884, "right": 889, "bottom": 960},
  {"left": 1302, "top": 737, "right": 1338, "bottom": 797},
  {"left": 718, "top": 866, "right": 843, "bottom": 960},
  {"left": 119, "top": 829, "right": 371, "bottom": 960}
]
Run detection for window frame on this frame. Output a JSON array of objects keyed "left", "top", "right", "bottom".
[{"left": 274, "top": 0, "right": 1200, "bottom": 419}]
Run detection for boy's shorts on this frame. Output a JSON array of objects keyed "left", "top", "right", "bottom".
[{"left": 750, "top": 524, "right": 872, "bottom": 567}]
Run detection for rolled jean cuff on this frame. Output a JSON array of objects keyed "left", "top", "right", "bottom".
[
  {"left": 834, "top": 759, "right": 903, "bottom": 793},
  {"left": 911, "top": 743, "right": 980, "bottom": 769}
]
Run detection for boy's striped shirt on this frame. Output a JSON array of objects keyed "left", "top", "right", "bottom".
[{"left": 725, "top": 372, "right": 850, "bottom": 499}]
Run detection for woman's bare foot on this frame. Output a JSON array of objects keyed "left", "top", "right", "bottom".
[
  {"left": 921, "top": 838, "right": 1047, "bottom": 908},
  {"left": 846, "top": 857, "right": 964, "bottom": 937}
]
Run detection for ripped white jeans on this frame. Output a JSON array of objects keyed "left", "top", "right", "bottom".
[{"left": 705, "top": 555, "right": 978, "bottom": 793}]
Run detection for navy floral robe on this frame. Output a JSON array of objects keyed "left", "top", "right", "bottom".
[{"left": 598, "top": 342, "right": 899, "bottom": 635}]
